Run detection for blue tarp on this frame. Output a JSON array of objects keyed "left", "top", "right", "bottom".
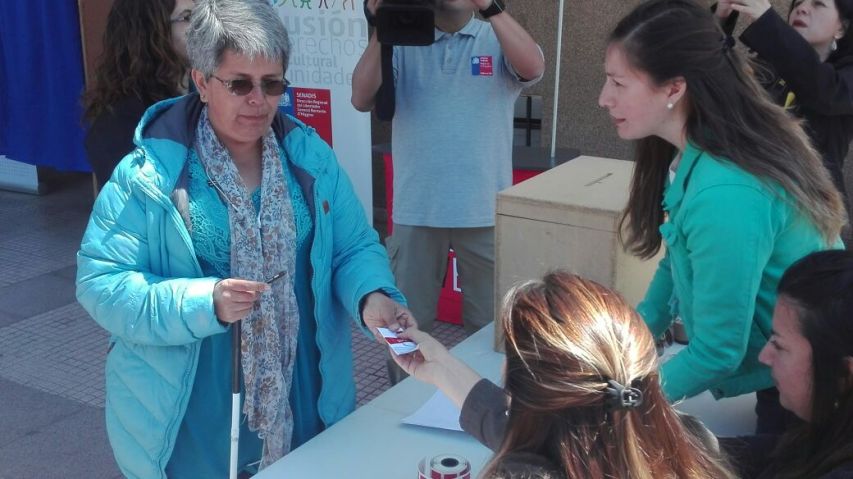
[{"left": 0, "top": 1, "right": 90, "bottom": 171}]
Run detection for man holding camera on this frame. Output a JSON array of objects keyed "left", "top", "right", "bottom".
[{"left": 352, "top": 0, "right": 545, "bottom": 383}]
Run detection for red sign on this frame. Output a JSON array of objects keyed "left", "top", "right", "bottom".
[
  {"left": 291, "top": 87, "right": 333, "bottom": 147},
  {"left": 471, "top": 56, "right": 493, "bottom": 76}
]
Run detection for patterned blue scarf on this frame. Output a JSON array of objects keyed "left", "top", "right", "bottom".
[{"left": 195, "top": 107, "right": 300, "bottom": 468}]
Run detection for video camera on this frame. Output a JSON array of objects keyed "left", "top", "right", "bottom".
[{"left": 368, "top": 0, "right": 436, "bottom": 46}]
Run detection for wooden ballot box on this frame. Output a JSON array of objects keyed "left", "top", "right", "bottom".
[{"left": 494, "top": 156, "right": 664, "bottom": 349}]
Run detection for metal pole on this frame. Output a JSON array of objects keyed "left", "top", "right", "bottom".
[
  {"left": 550, "top": 0, "right": 566, "bottom": 163},
  {"left": 229, "top": 321, "right": 241, "bottom": 479}
]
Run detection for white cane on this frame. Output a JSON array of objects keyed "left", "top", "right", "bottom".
[{"left": 229, "top": 321, "right": 241, "bottom": 479}]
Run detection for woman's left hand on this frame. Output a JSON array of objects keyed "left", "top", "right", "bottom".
[
  {"left": 730, "top": 0, "right": 772, "bottom": 22},
  {"left": 361, "top": 292, "right": 417, "bottom": 342}
]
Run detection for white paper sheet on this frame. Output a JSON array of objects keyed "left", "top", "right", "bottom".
[{"left": 401, "top": 389, "right": 463, "bottom": 432}]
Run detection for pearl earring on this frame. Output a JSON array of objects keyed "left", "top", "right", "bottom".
[
  {"left": 666, "top": 102, "right": 674, "bottom": 110},
  {"left": 832, "top": 39, "right": 838, "bottom": 52}
]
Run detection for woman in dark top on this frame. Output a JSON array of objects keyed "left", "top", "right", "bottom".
[
  {"left": 723, "top": 250, "right": 853, "bottom": 479},
  {"left": 717, "top": 0, "right": 853, "bottom": 205},
  {"left": 395, "top": 271, "right": 735, "bottom": 479},
  {"left": 82, "top": 0, "right": 193, "bottom": 188}
]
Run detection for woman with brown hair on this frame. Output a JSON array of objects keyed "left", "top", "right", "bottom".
[
  {"left": 599, "top": 0, "right": 845, "bottom": 434},
  {"left": 395, "top": 271, "right": 735, "bottom": 478},
  {"left": 82, "top": 0, "right": 193, "bottom": 188}
]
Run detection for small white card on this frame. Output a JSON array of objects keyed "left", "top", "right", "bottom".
[{"left": 377, "top": 327, "right": 419, "bottom": 355}]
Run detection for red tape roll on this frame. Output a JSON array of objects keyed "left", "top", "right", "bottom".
[{"left": 417, "top": 454, "right": 471, "bottom": 479}]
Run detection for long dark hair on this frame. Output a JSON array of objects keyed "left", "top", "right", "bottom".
[
  {"left": 482, "top": 272, "right": 736, "bottom": 479},
  {"left": 83, "top": 0, "right": 186, "bottom": 120},
  {"left": 614, "top": 0, "right": 845, "bottom": 259},
  {"left": 765, "top": 250, "right": 853, "bottom": 479}
]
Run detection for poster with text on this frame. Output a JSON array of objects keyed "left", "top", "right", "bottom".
[
  {"left": 274, "top": 0, "right": 373, "bottom": 223},
  {"left": 280, "top": 87, "right": 333, "bottom": 147}
]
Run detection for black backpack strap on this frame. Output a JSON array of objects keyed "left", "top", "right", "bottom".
[{"left": 374, "top": 44, "right": 396, "bottom": 121}]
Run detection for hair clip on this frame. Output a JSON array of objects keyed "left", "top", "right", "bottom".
[{"left": 605, "top": 379, "right": 644, "bottom": 410}]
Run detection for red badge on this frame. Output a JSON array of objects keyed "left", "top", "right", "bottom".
[{"left": 471, "top": 56, "right": 493, "bottom": 76}]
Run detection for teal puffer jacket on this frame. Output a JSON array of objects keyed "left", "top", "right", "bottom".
[{"left": 76, "top": 95, "right": 403, "bottom": 479}]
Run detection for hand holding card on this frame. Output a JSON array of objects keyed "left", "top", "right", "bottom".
[{"left": 377, "top": 327, "right": 419, "bottom": 355}]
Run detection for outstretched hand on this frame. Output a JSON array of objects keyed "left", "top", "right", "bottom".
[
  {"left": 392, "top": 328, "right": 454, "bottom": 385},
  {"left": 361, "top": 292, "right": 417, "bottom": 342},
  {"left": 392, "top": 327, "right": 484, "bottom": 409}
]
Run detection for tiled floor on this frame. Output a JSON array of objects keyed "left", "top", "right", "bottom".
[
  {"left": 0, "top": 171, "right": 469, "bottom": 478},
  {"left": 0, "top": 303, "right": 109, "bottom": 408}
]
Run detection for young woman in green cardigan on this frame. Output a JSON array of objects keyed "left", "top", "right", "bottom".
[{"left": 598, "top": 0, "right": 845, "bottom": 434}]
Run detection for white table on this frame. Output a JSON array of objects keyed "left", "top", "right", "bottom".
[{"left": 255, "top": 323, "right": 756, "bottom": 478}]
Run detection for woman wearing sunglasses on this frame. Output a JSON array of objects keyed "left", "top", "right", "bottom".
[
  {"left": 76, "top": 0, "right": 412, "bottom": 477},
  {"left": 716, "top": 0, "right": 853, "bottom": 220},
  {"left": 83, "top": 0, "right": 194, "bottom": 189}
]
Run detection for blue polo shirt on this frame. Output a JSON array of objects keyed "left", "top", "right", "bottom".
[{"left": 391, "top": 17, "right": 542, "bottom": 228}]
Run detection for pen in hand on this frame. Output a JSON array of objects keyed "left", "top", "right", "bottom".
[{"left": 266, "top": 271, "right": 286, "bottom": 284}]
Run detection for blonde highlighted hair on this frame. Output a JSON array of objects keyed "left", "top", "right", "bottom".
[{"left": 482, "top": 271, "right": 735, "bottom": 478}]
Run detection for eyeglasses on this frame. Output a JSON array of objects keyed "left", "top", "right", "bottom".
[{"left": 211, "top": 75, "right": 289, "bottom": 97}]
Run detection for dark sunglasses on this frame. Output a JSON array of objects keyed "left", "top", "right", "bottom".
[{"left": 211, "top": 75, "right": 290, "bottom": 96}]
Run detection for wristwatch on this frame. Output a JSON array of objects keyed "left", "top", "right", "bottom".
[{"left": 479, "top": 0, "right": 505, "bottom": 19}]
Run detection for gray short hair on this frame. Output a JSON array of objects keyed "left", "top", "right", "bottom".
[{"left": 187, "top": 0, "right": 290, "bottom": 77}]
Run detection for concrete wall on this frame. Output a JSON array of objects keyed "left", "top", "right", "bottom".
[
  {"left": 516, "top": 0, "right": 635, "bottom": 161},
  {"left": 520, "top": 0, "right": 807, "bottom": 160}
]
